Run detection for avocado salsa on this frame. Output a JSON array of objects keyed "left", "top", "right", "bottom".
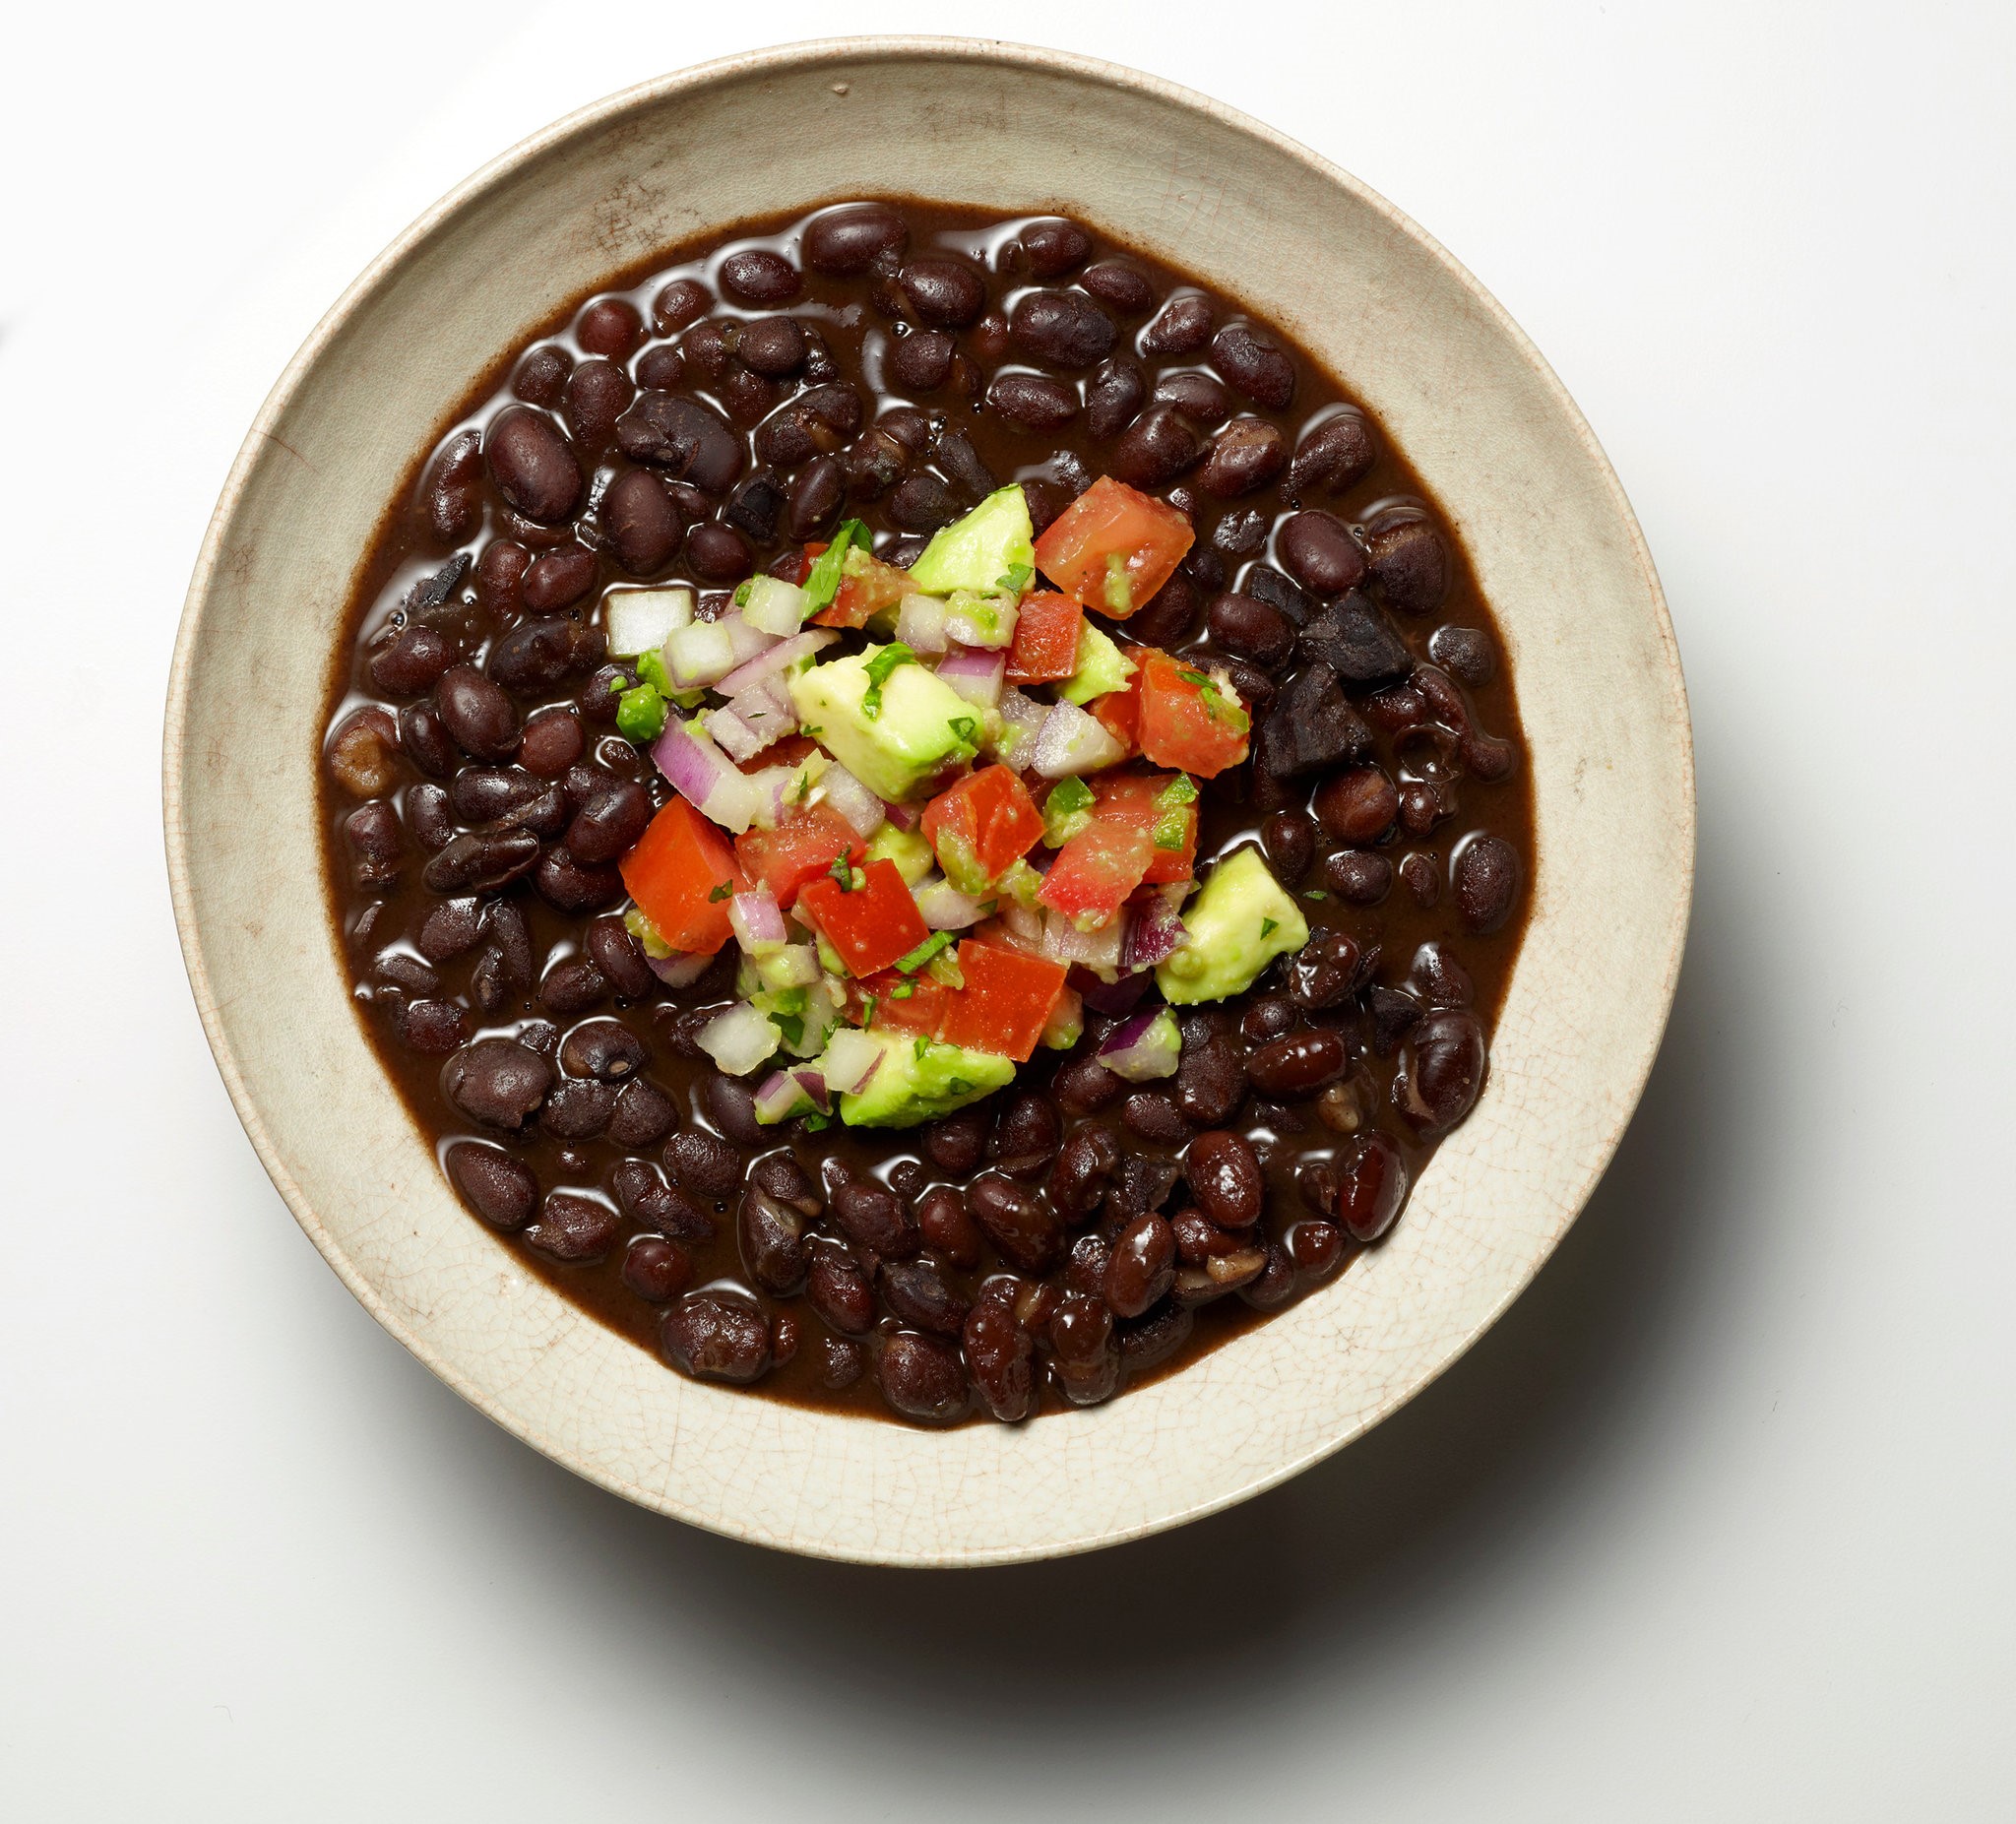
[{"left": 321, "top": 201, "right": 1533, "bottom": 1425}]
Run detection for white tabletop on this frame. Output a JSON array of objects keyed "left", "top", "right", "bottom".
[{"left": 6, "top": 4, "right": 2011, "bottom": 1817}]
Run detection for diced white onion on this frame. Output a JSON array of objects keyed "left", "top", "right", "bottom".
[
  {"left": 1032, "top": 700, "right": 1127, "bottom": 778},
  {"left": 1041, "top": 908, "right": 1125, "bottom": 972},
  {"left": 697, "top": 1003, "right": 781, "bottom": 1076},
  {"left": 664, "top": 620, "right": 737, "bottom": 689},
  {"left": 895, "top": 593, "right": 951, "bottom": 655},
  {"left": 605, "top": 586, "right": 693, "bottom": 658},
  {"left": 739, "top": 575, "right": 811, "bottom": 637},
  {"left": 819, "top": 1028, "right": 884, "bottom": 1096},
  {"left": 817, "top": 763, "right": 887, "bottom": 839},
  {"left": 914, "top": 877, "right": 988, "bottom": 929}
]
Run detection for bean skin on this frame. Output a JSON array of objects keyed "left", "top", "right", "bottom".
[
  {"left": 720, "top": 248, "right": 800, "bottom": 305},
  {"left": 1247, "top": 1030, "right": 1348, "bottom": 1100},
  {"left": 1049, "top": 1294, "right": 1120, "bottom": 1406},
  {"left": 1453, "top": 835, "right": 1521, "bottom": 934},
  {"left": 806, "top": 1248, "right": 876, "bottom": 1336},
  {"left": 898, "top": 257, "right": 986, "bottom": 327},
  {"left": 917, "top": 1186, "right": 983, "bottom": 1268},
  {"left": 876, "top": 1333, "right": 970, "bottom": 1424},
  {"left": 1335, "top": 1132, "right": 1410, "bottom": 1241},
  {"left": 1010, "top": 289, "right": 1116, "bottom": 367},
  {"left": 484, "top": 406, "right": 582, "bottom": 524},
  {"left": 1277, "top": 510, "right": 1367, "bottom": 596},
  {"left": 662, "top": 1292, "right": 772, "bottom": 1383},
  {"left": 445, "top": 1142, "right": 538, "bottom": 1230},
  {"left": 602, "top": 469, "right": 683, "bottom": 574},
  {"left": 830, "top": 1179, "right": 921, "bottom": 1258},
  {"left": 1396, "top": 1010, "right": 1487, "bottom": 1135},
  {"left": 1184, "top": 1130, "right": 1264, "bottom": 1227},
  {"left": 621, "top": 1235, "right": 693, "bottom": 1302},
  {"left": 878, "top": 1260, "right": 971, "bottom": 1337},
  {"left": 967, "top": 1172, "right": 1062, "bottom": 1274},
  {"left": 1209, "top": 592, "right": 1294, "bottom": 666},
  {"left": 1020, "top": 218, "right": 1091, "bottom": 278},
  {"left": 563, "top": 779, "right": 652, "bottom": 865},
  {"left": 803, "top": 202, "right": 908, "bottom": 275},
  {"left": 433, "top": 664, "right": 519, "bottom": 762},
  {"left": 1103, "top": 1213, "right": 1176, "bottom": 1318},
  {"left": 963, "top": 1301, "right": 1038, "bottom": 1421}
]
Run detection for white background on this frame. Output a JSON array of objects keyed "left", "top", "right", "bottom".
[{"left": 4, "top": 3, "right": 2011, "bottom": 1817}]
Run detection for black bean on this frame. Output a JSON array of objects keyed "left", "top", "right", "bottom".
[
  {"left": 830, "top": 1179, "right": 921, "bottom": 1258},
  {"left": 733, "top": 316, "right": 803, "bottom": 378},
  {"left": 967, "top": 1173, "right": 1062, "bottom": 1274},
  {"left": 986, "top": 370, "right": 1079, "bottom": 431},
  {"left": 1154, "top": 370, "right": 1232, "bottom": 426},
  {"left": 1332, "top": 1131, "right": 1409, "bottom": 1242},
  {"left": 878, "top": 1260, "right": 971, "bottom": 1337},
  {"left": 803, "top": 202, "right": 907, "bottom": 275},
  {"left": 1196, "top": 416, "right": 1288, "bottom": 496},
  {"left": 559, "top": 1018, "right": 648, "bottom": 1082},
  {"left": 420, "top": 826, "right": 538, "bottom": 894},
  {"left": 648, "top": 279, "right": 707, "bottom": 335},
  {"left": 720, "top": 248, "right": 800, "bottom": 305},
  {"left": 614, "top": 392, "right": 744, "bottom": 493},
  {"left": 539, "top": 956, "right": 607, "bottom": 1018},
  {"left": 1053, "top": 1055, "right": 1125, "bottom": 1113},
  {"left": 609, "top": 1158, "right": 709, "bottom": 1241},
  {"left": 1021, "top": 218, "right": 1092, "bottom": 278},
  {"left": 583, "top": 915, "right": 652, "bottom": 1000},
  {"left": 1247, "top": 1030, "right": 1347, "bottom": 1100},
  {"left": 1453, "top": 835, "right": 1521, "bottom": 934},
  {"left": 1121, "top": 1090, "right": 1190, "bottom": 1144},
  {"left": 882, "top": 329, "right": 950, "bottom": 395},
  {"left": 737, "top": 1187, "right": 808, "bottom": 1295},
  {"left": 886, "top": 471, "right": 959, "bottom": 532},
  {"left": 484, "top": 406, "right": 582, "bottom": 524},
  {"left": 406, "top": 783, "right": 454, "bottom": 849},
  {"left": 609, "top": 1079, "right": 677, "bottom": 1149},
  {"left": 1312, "top": 766, "right": 1397, "bottom": 844},
  {"left": 572, "top": 297, "right": 640, "bottom": 361},
  {"left": 1127, "top": 568, "right": 1203, "bottom": 646},
  {"left": 876, "top": 1333, "right": 969, "bottom": 1424},
  {"left": 1277, "top": 510, "right": 1368, "bottom": 596},
  {"left": 1323, "top": 849, "right": 1393, "bottom": 905},
  {"left": 897, "top": 256, "right": 986, "bottom": 327},
  {"left": 562, "top": 779, "right": 651, "bottom": 865},
  {"left": 1184, "top": 1130, "right": 1264, "bottom": 1227},
  {"left": 1065, "top": 1233, "right": 1111, "bottom": 1298},
  {"left": 447, "top": 766, "right": 552, "bottom": 831},
  {"left": 1050, "top": 1293, "right": 1120, "bottom": 1406},
  {"left": 1367, "top": 985, "right": 1422, "bottom": 1057},
  {"left": 446, "top": 1141, "right": 538, "bottom": 1230},
  {"left": 1210, "top": 321, "right": 1295, "bottom": 409},
  {"left": 399, "top": 999, "right": 468, "bottom": 1056},
  {"left": 662, "top": 1291, "right": 772, "bottom": 1383},
  {"left": 433, "top": 664, "right": 519, "bottom": 762},
  {"left": 513, "top": 345, "right": 572, "bottom": 407},
  {"left": 534, "top": 848, "right": 624, "bottom": 913},
  {"left": 1117, "top": 1298, "right": 1194, "bottom": 1372},
  {"left": 1429, "top": 624, "right": 1496, "bottom": 687},
  {"left": 1048, "top": 1126, "right": 1121, "bottom": 1221},
  {"left": 328, "top": 709, "right": 400, "bottom": 800},
  {"left": 990, "top": 1092, "right": 1061, "bottom": 1179},
  {"left": 1110, "top": 404, "right": 1206, "bottom": 488},
  {"left": 474, "top": 540, "right": 530, "bottom": 614},
  {"left": 1141, "top": 292, "right": 1214, "bottom": 355},
  {"left": 1208, "top": 592, "right": 1295, "bottom": 667},
  {"left": 1289, "top": 408, "right": 1378, "bottom": 497},
  {"left": 562, "top": 357, "right": 632, "bottom": 449},
  {"left": 1010, "top": 289, "right": 1116, "bottom": 368},
  {"left": 932, "top": 428, "right": 995, "bottom": 500},
  {"left": 443, "top": 1038, "right": 551, "bottom": 1129},
  {"left": 724, "top": 472, "right": 786, "bottom": 542},
  {"left": 1172, "top": 1038, "right": 1246, "bottom": 1128},
  {"left": 697, "top": 1073, "right": 762, "bottom": 1149},
  {"left": 963, "top": 1302, "right": 1037, "bottom": 1421},
  {"left": 1364, "top": 507, "right": 1449, "bottom": 614},
  {"left": 601, "top": 469, "right": 684, "bottom": 575},
  {"left": 369, "top": 624, "right": 455, "bottom": 696},
  {"left": 1074, "top": 261, "right": 1149, "bottom": 314},
  {"left": 620, "top": 1235, "right": 692, "bottom": 1303},
  {"left": 798, "top": 1245, "right": 871, "bottom": 1336},
  {"left": 1241, "top": 995, "right": 1297, "bottom": 1044},
  {"left": 784, "top": 455, "right": 846, "bottom": 538},
  {"left": 1398, "top": 1010, "right": 1487, "bottom": 1135},
  {"left": 540, "top": 1077, "right": 615, "bottom": 1140},
  {"left": 1249, "top": 810, "right": 1310, "bottom": 886},
  {"left": 1239, "top": 1240, "right": 1298, "bottom": 1310},
  {"left": 1288, "top": 929, "right": 1366, "bottom": 1011},
  {"left": 1213, "top": 509, "right": 1268, "bottom": 557},
  {"left": 1103, "top": 1213, "right": 1175, "bottom": 1319},
  {"left": 414, "top": 898, "right": 479, "bottom": 964},
  {"left": 678, "top": 523, "right": 748, "bottom": 585},
  {"left": 1084, "top": 357, "right": 1146, "bottom": 439},
  {"left": 904, "top": 1189, "right": 976, "bottom": 1271},
  {"left": 659, "top": 1131, "right": 737, "bottom": 1202}
]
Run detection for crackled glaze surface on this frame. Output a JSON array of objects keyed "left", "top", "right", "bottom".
[{"left": 164, "top": 39, "right": 1693, "bottom": 1565}]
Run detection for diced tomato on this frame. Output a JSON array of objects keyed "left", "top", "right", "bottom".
[
  {"left": 1004, "top": 592, "right": 1085, "bottom": 684},
  {"left": 1037, "top": 819, "right": 1156, "bottom": 930},
  {"left": 1136, "top": 651, "right": 1251, "bottom": 778},
  {"left": 812, "top": 547, "right": 912, "bottom": 629},
  {"left": 919, "top": 765, "right": 1044, "bottom": 892},
  {"left": 855, "top": 970, "right": 952, "bottom": 1037},
  {"left": 796, "top": 856, "right": 931, "bottom": 976},
  {"left": 936, "top": 941, "right": 1068, "bottom": 1062},
  {"left": 1089, "top": 674, "right": 1143, "bottom": 757},
  {"left": 1094, "top": 771, "right": 1198, "bottom": 885},
  {"left": 732, "top": 803, "right": 864, "bottom": 909},
  {"left": 618, "top": 797, "right": 746, "bottom": 955},
  {"left": 1033, "top": 476, "right": 1194, "bottom": 620}
]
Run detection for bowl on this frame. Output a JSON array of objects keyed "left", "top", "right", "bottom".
[{"left": 163, "top": 37, "right": 1693, "bottom": 1566}]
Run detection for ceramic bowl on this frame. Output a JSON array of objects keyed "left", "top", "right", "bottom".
[{"left": 164, "top": 38, "right": 1693, "bottom": 1566}]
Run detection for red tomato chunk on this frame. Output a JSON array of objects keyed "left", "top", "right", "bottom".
[
  {"left": 796, "top": 857, "right": 930, "bottom": 976},
  {"left": 1037, "top": 819, "right": 1156, "bottom": 930},
  {"left": 618, "top": 797, "right": 746, "bottom": 955},
  {"left": 920, "top": 765, "right": 1044, "bottom": 892},
  {"left": 1004, "top": 593, "right": 1085, "bottom": 683},
  {"left": 1136, "top": 651, "right": 1250, "bottom": 778},
  {"left": 935, "top": 941, "right": 1069, "bottom": 1062},
  {"left": 733, "top": 803, "right": 865, "bottom": 908},
  {"left": 1033, "top": 476, "right": 1194, "bottom": 620}
]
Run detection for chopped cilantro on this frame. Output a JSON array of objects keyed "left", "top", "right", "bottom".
[
  {"left": 731, "top": 580, "right": 753, "bottom": 607},
  {"left": 949, "top": 715, "right": 977, "bottom": 743},
  {"left": 948, "top": 1077, "right": 973, "bottom": 1095},
  {"left": 804, "top": 1113, "right": 831, "bottom": 1131},
  {"left": 802, "top": 520, "right": 868, "bottom": 613},
  {"left": 1303, "top": 888, "right": 1329, "bottom": 901},
  {"left": 1261, "top": 917, "right": 1279, "bottom": 938},
  {"left": 914, "top": 1036, "right": 930, "bottom": 1061},
  {"left": 1157, "top": 775, "right": 1199, "bottom": 808},
  {"left": 995, "top": 562, "right": 1034, "bottom": 596},
  {"left": 828, "top": 852, "right": 854, "bottom": 890},
  {"left": 895, "top": 929, "right": 955, "bottom": 975},
  {"left": 1177, "top": 667, "right": 1212, "bottom": 688},
  {"left": 861, "top": 642, "right": 918, "bottom": 721},
  {"left": 794, "top": 771, "right": 812, "bottom": 803},
  {"left": 708, "top": 882, "right": 733, "bottom": 903},
  {"left": 775, "top": 1013, "right": 804, "bottom": 1047},
  {"left": 890, "top": 980, "right": 915, "bottom": 1000}
]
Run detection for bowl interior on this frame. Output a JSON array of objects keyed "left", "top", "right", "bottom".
[{"left": 165, "top": 39, "right": 1692, "bottom": 1565}]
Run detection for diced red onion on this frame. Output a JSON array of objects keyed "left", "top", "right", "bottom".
[
  {"left": 914, "top": 877, "right": 988, "bottom": 929},
  {"left": 646, "top": 951, "right": 715, "bottom": 988},
  {"left": 716, "top": 627, "right": 839, "bottom": 699},
  {"left": 724, "top": 611, "right": 778, "bottom": 666},
  {"left": 729, "top": 889, "right": 786, "bottom": 953},
  {"left": 895, "top": 593, "right": 951, "bottom": 655},
  {"left": 883, "top": 797, "right": 921, "bottom": 831},
  {"left": 1121, "top": 886, "right": 1189, "bottom": 969},
  {"left": 753, "top": 1069, "right": 811, "bottom": 1124},
  {"left": 706, "top": 676, "right": 795, "bottom": 761},
  {"left": 697, "top": 1002, "right": 781, "bottom": 1076},
  {"left": 936, "top": 645, "right": 1005, "bottom": 710},
  {"left": 1041, "top": 908, "right": 1125, "bottom": 973},
  {"left": 792, "top": 1068, "right": 831, "bottom": 1114},
  {"left": 993, "top": 687, "right": 1048, "bottom": 757},
  {"left": 651, "top": 719, "right": 764, "bottom": 833},
  {"left": 819, "top": 1028, "right": 883, "bottom": 1096},
  {"left": 1033, "top": 700, "right": 1126, "bottom": 778},
  {"left": 819, "top": 763, "right": 887, "bottom": 838},
  {"left": 1097, "top": 1006, "right": 1183, "bottom": 1082},
  {"left": 1073, "top": 966, "right": 1152, "bottom": 1016}
]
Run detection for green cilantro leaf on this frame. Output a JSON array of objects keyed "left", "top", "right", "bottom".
[
  {"left": 731, "top": 580, "right": 753, "bottom": 607},
  {"left": 949, "top": 715, "right": 977, "bottom": 744},
  {"left": 801, "top": 520, "right": 868, "bottom": 613},
  {"left": 914, "top": 1036, "right": 930, "bottom": 1061},
  {"left": 828, "top": 852, "right": 854, "bottom": 891},
  {"left": 708, "top": 882, "right": 733, "bottom": 903},
  {"left": 1303, "top": 888, "right": 1329, "bottom": 901},
  {"left": 1042, "top": 776, "right": 1096, "bottom": 848},
  {"left": 890, "top": 980, "right": 915, "bottom": 1000},
  {"left": 861, "top": 642, "right": 918, "bottom": 721},
  {"left": 895, "top": 929, "right": 955, "bottom": 975},
  {"left": 774, "top": 1013, "right": 804, "bottom": 1047},
  {"left": 1261, "top": 917, "right": 1279, "bottom": 938},
  {"left": 948, "top": 1077, "right": 974, "bottom": 1095},
  {"left": 804, "top": 1113, "right": 831, "bottom": 1131},
  {"left": 995, "top": 562, "right": 1034, "bottom": 596}
]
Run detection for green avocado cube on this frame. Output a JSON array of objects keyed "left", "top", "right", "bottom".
[
  {"left": 906, "top": 485, "right": 1036, "bottom": 597},
  {"left": 788, "top": 644, "right": 980, "bottom": 803},
  {"left": 840, "top": 1030, "right": 1016, "bottom": 1127},
  {"left": 1059, "top": 621, "right": 1138, "bottom": 705},
  {"left": 1156, "top": 847, "right": 1309, "bottom": 1004}
]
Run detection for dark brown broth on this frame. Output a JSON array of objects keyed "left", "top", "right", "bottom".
[{"left": 319, "top": 199, "right": 1534, "bottom": 1423}]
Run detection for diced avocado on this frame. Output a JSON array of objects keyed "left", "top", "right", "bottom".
[
  {"left": 1156, "top": 847, "right": 1309, "bottom": 1004},
  {"left": 907, "top": 484, "right": 1036, "bottom": 597},
  {"left": 1059, "top": 622, "right": 1137, "bottom": 705},
  {"left": 788, "top": 644, "right": 980, "bottom": 802},
  {"left": 840, "top": 1030, "right": 1016, "bottom": 1127},
  {"left": 864, "top": 822, "right": 934, "bottom": 886}
]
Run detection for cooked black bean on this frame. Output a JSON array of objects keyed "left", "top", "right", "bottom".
[
  {"left": 446, "top": 1142, "right": 538, "bottom": 1230},
  {"left": 719, "top": 248, "right": 800, "bottom": 305},
  {"left": 923, "top": 1105, "right": 992, "bottom": 1175},
  {"left": 1209, "top": 591, "right": 1295, "bottom": 667},
  {"left": 533, "top": 848, "right": 623, "bottom": 913},
  {"left": 784, "top": 455, "right": 846, "bottom": 538},
  {"left": 369, "top": 624, "right": 455, "bottom": 696},
  {"left": 582, "top": 915, "right": 651, "bottom": 999},
  {"left": 1363, "top": 506, "right": 1449, "bottom": 613},
  {"left": 966, "top": 1172, "right": 1062, "bottom": 1273},
  {"left": 1020, "top": 218, "right": 1092, "bottom": 278},
  {"left": 1048, "top": 1126, "right": 1120, "bottom": 1221},
  {"left": 539, "top": 956, "right": 606, "bottom": 1018},
  {"left": 1322, "top": 848, "right": 1393, "bottom": 906},
  {"left": 1247, "top": 1031, "right": 1347, "bottom": 1100},
  {"left": 1239, "top": 1240, "right": 1298, "bottom": 1310},
  {"left": 1314, "top": 766, "right": 1399, "bottom": 844},
  {"left": 916, "top": 1186, "right": 982, "bottom": 1268},
  {"left": 1010, "top": 289, "right": 1116, "bottom": 368},
  {"left": 431, "top": 663, "right": 519, "bottom": 762},
  {"left": 1077, "top": 260, "right": 1152, "bottom": 314},
  {"left": 1050, "top": 1293, "right": 1120, "bottom": 1406},
  {"left": 1288, "top": 929, "right": 1366, "bottom": 1010},
  {"left": 1183, "top": 1130, "right": 1264, "bottom": 1228},
  {"left": 398, "top": 998, "right": 467, "bottom": 1056},
  {"left": 1453, "top": 834, "right": 1521, "bottom": 934},
  {"left": 607, "top": 1079, "right": 676, "bottom": 1149},
  {"left": 443, "top": 1038, "right": 550, "bottom": 1129},
  {"left": 414, "top": 897, "right": 480, "bottom": 964},
  {"left": 484, "top": 407, "right": 583, "bottom": 526},
  {"left": 1429, "top": 623, "right": 1496, "bottom": 687},
  {"left": 662, "top": 1291, "right": 772, "bottom": 1383},
  {"left": 875, "top": 1333, "right": 968, "bottom": 1423},
  {"left": 513, "top": 345, "right": 572, "bottom": 407},
  {"left": 830, "top": 1178, "right": 921, "bottom": 1258},
  {"left": 1277, "top": 510, "right": 1367, "bottom": 596},
  {"left": 1053, "top": 1054, "right": 1125, "bottom": 1113},
  {"left": 886, "top": 472, "right": 960, "bottom": 532},
  {"left": 987, "top": 371, "right": 1079, "bottom": 431},
  {"left": 420, "top": 826, "right": 537, "bottom": 894},
  {"left": 878, "top": 1260, "right": 971, "bottom": 1337},
  {"left": 888, "top": 327, "right": 956, "bottom": 393},
  {"left": 601, "top": 469, "right": 683, "bottom": 575},
  {"left": 990, "top": 1092, "right": 1061, "bottom": 1179},
  {"left": 1398, "top": 1009, "right": 1487, "bottom": 1135},
  {"left": 898, "top": 256, "right": 986, "bottom": 327},
  {"left": 1109, "top": 404, "right": 1206, "bottom": 488},
  {"left": 660, "top": 1130, "right": 740, "bottom": 1202},
  {"left": 1174, "top": 1038, "right": 1248, "bottom": 1127},
  {"left": 561, "top": 779, "right": 651, "bottom": 866},
  {"left": 963, "top": 1302, "right": 1037, "bottom": 1421},
  {"left": 619, "top": 1235, "right": 692, "bottom": 1302},
  {"left": 1103, "top": 1213, "right": 1175, "bottom": 1318},
  {"left": 737, "top": 1188, "right": 808, "bottom": 1295},
  {"left": 561, "top": 357, "right": 631, "bottom": 450},
  {"left": 540, "top": 1077, "right": 614, "bottom": 1140},
  {"left": 609, "top": 1159, "right": 709, "bottom": 1242},
  {"left": 803, "top": 202, "right": 907, "bottom": 274},
  {"left": 1331, "top": 1131, "right": 1407, "bottom": 1242},
  {"left": 558, "top": 1018, "right": 648, "bottom": 1083},
  {"left": 404, "top": 783, "right": 453, "bottom": 849},
  {"left": 328, "top": 709, "right": 400, "bottom": 800},
  {"left": 1141, "top": 291, "right": 1214, "bottom": 355},
  {"left": 613, "top": 392, "right": 744, "bottom": 493},
  {"left": 1121, "top": 1090, "right": 1190, "bottom": 1144},
  {"left": 1210, "top": 321, "right": 1295, "bottom": 409},
  {"left": 1196, "top": 415, "right": 1288, "bottom": 496}
]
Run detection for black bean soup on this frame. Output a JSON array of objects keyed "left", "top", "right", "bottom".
[{"left": 321, "top": 200, "right": 1532, "bottom": 1426}]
